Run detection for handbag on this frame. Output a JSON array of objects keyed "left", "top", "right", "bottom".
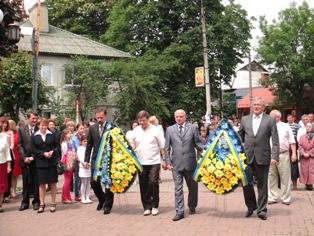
[{"left": 56, "top": 160, "right": 65, "bottom": 175}]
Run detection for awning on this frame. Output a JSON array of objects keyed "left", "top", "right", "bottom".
[{"left": 237, "top": 87, "right": 276, "bottom": 108}]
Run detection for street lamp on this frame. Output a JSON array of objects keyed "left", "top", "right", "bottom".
[
  {"left": 0, "top": 9, "right": 4, "bottom": 23},
  {"left": 7, "top": 23, "right": 21, "bottom": 43}
]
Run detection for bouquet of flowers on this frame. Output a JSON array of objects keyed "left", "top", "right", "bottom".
[
  {"left": 193, "top": 119, "right": 248, "bottom": 195},
  {"left": 94, "top": 127, "right": 142, "bottom": 193}
]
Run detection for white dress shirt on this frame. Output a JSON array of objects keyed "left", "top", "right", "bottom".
[
  {"left": 252, "top": 113, "right": 263, "bottom": 136},
  {"left": 276, "top": 121, "right": 295, "bottom": 152},
  {"left": 131, "top": 124, "right": 165, "bottom": 165}
]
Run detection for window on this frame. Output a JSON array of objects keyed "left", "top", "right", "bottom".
[{"left": 41, "top": 64, "right": 52, "bottom": 85}]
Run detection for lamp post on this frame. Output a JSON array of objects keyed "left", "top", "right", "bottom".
[{"left": 201, "top": 0, "right": 212, "bottom": 116}]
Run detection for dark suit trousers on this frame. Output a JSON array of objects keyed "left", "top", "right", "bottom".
[
  {"left": 21, "top": 163, "right": 39, "bottom": 206},
  {"left": 243, "top": 158, "right": 270, "bottom": 215},
  {"left": 91, "top": 168, "right": 114, "bottom": 210},
  {"left": 172, "top": 169, "right": 198, "bottom": 215},
  {"left": 138, "top": 164, "right": 160, "bottom": 210}
]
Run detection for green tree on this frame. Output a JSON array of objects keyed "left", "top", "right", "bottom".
[
  {"left": 0, "top": 52, "right": 50, "bottom": 121},
  {"left": 257, "top": 2, "right": 314, "bottom": 112},
  {"left": 64, "top": 57, "right": 111, "bottom": 122},
  {"left": 104, "top": 0, "right": 251, "bottom": 123},
  {"left": 47, "top": 0, "right": 114, "bottom": 39}
]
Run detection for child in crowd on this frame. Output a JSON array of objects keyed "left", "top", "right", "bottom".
[
  {"left": 60, "top": 129, "right": 77, "bottom": 204},
  {"left": 77, "top": 135, "right": 92, "bottom": 204}
]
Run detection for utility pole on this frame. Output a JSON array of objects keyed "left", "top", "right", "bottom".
[
  {"left": 201, "top": 0, "right": 211, "bottom": 115},
  {"left": 248, "top": 51, "right": 253, "bottom": 113},
  {"left": 31, "top": 0, "right": 40, "bottom": 112}
]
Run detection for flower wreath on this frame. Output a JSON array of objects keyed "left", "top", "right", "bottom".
[
  {"left": 94, "top": 127, "right": 143, "bottom": 193},
  {"left": 193, "top": 119, "right": 248, "bottom": 195}
]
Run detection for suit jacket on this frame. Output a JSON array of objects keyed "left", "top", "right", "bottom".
[
  {"left": 18, "top": 125, "right": 38, "bottom": 169},
  {"left": 165, "top": 123, "right": 203, "bottom": 171},
  {"left": 85, "top": 121, "right": 114, "bottom": 168},
  {"left": 238, "top": 113, "right": 279, "bottom": 165},
  {"left": 31, "top": 132, "right": 60, "bottom": 168}
]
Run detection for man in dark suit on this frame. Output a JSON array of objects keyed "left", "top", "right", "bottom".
[
  {"left": 238, "top": 96, "right": 279, "bottom": 220},
  {"left": 84, "top": 106, "right": 114, "bottom": 214},
  {"left": 18, "top": 112, "right": 40, "bottom": 211},
  {"left": 165, "top": 109, "right": 203, "bottom": 221}
]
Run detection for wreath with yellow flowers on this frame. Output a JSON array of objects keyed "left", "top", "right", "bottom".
[
  {"left": 193, "top": 120, "right": 248, "bottom": 195},
  {"left": 94, "top": 127, "right": 143, "bottom": 193}
]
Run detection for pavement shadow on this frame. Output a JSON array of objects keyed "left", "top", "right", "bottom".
[{"left": 111, "top": 204, "right": 174, "bottom": 215}]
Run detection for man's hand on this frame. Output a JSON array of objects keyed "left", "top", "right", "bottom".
[
  {"left": 270, "top": 159, "right": 277, "bottom": 165},
  {"left": 291, "top": 153, "right": 297, "bottom": 162},
  {"left": 24, "top": 157, "right": 32, "bottom": 164},
  {"left": 161, "top": 160, "right": 167, "bottom": 170}
]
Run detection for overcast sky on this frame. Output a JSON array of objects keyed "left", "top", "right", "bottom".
[{"left": 24, "top": 0, "right": 314, "bottom": 54}]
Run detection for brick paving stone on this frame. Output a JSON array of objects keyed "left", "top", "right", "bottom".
[{"left": 1, "top": 170, "right": 314, "bottom": 236}]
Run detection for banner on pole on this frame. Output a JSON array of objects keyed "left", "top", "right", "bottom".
[{"left": 195, "top": 66, "right": 205, "bottom": 87}]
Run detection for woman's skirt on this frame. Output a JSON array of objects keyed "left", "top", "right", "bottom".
[
  {"left": 0, "top": 163, "right": 8, "bottom": 193},
  {"left": 37, "top": 166, "right": 58, "bottom": 184}
]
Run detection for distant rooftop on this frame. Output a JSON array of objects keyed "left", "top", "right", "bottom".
[{"left": 18, "top": 21, "right": 132, "bottom": 59}]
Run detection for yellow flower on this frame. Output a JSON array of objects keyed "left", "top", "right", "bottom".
[
  {"left": 207, "top": 182, "right": 215, "bottom": 191},
  {"left": 207, "top": 164, "right": 216, "bottom": 174},
  {"left": 223, "top": 182, "right": 232, "bottom": 191},
  {"left": 216, "top": 187, "right": 225, "bottom": 194},
  {"left": 215, "top": 160, "right": 224, "bottom": 170},
  {"left": 215, "top": 179, "right": 221, "bottom": 187},
  {"left": 225, "top": 171, "right": 233, "bottom": 180},
  {"left": 223, "top": 163, "right": 232, "bottom": 172},
  {"left": 214, "top": 169, "right": 224, "bottom": 178},
  {"left": 205, "top": 159, "right": 212, "bottom": 166},
  {"left": 230, "top": 176, "right": 238, "bottom": 185}
]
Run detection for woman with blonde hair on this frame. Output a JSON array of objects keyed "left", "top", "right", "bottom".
[{"left": 9, "top": 120, "right": 21, "bottom": 199}]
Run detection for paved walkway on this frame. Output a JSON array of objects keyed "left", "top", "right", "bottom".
[{"left": 1, "top": 171, "right": 314, "bottom": 236}]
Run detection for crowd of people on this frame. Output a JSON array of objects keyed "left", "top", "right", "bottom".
[{"left": 0, "top": 99, "right": 313, "bottom": 222}]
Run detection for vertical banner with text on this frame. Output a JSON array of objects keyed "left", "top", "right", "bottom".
[{"left": 195, "top": 66, "right": 205, "bottom": 87}]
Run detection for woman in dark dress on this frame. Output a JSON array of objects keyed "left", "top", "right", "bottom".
[{"left": 31, "top": 118, "right": 60, "bottom": 213}]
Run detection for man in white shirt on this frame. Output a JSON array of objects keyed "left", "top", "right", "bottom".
[
  {"left": 268, "top": 110, "right": 296, "bottom": 205},
  {"left": 130, "top": 110, "right": 167, "bottom": 216}
]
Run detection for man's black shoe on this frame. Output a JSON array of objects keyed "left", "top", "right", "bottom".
[
  {"left": 103, "top": 208, "right": 111, "bottom": 215},
  {"left": 33, "top": 203, "right": 40, "bottom": 211},
  {"left": 96, "top": 201, "right": 104, "bottom": 211},
  {"left": 19, "top": 204, "right": 29, "bottom": 211},
  {"left": 257, "top": 212, "right": 267, "bottom": 220},
  {"left": 172, "top": 214, "right": 184, "bottom": 221},
  {"left": 245, "top": 209, "right": 254, "bottom": 217},
  {"left": 189, "top": 208, "right": 196, "bottom": 215}
]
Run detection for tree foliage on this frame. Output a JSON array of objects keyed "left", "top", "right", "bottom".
[
  {"left": 103, "top": 0, "right": 251, "bottom": 123},
  {"left": 0, "top": 52, "right": 50, "bottom": 121},
  {"left": 257, "top": 2, "right": 314, "bottom": 112},
  {"left": 47, "top": 0, "right": 114, "bottom": 39},
  {"left": 47, "top": 0, "right": 251, "bottom": 123},
  {"left": 64, "top": 57, "right": 111, "bottom": 122}
]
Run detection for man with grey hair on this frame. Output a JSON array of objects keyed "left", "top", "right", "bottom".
[
  {"left": 165, "top": 109, "right": 203, "bottom": 221},
  {"left": 239, "top": 97, "right": 279, "bottom": 220},
  {"left": 268, "top": 110, "right": 296, "bottom": 205}
]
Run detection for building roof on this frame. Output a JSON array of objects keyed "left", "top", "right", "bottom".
[
  {"left": 222, "top": 60, "right": 269, "bottom": 90},
  {"left": 18, "top": 21, "right": 132, "bottom": 58},
  {"left": 237, "top": 87, "right": 276, "bottom": 108}
]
